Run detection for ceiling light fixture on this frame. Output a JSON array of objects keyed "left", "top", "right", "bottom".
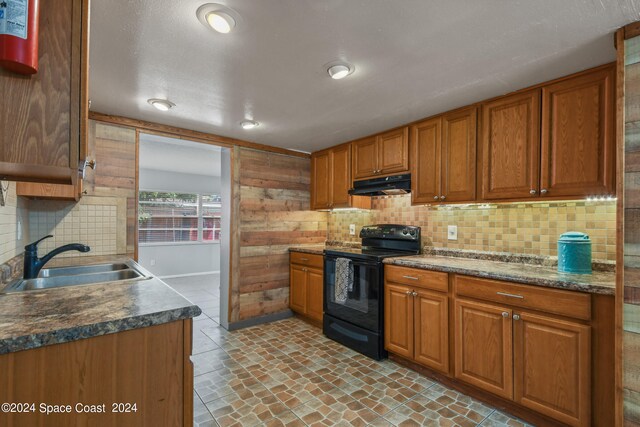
[
  {"left": 240, "top": 120, "right": 259, "bottom": 130},
  {"left": 147, "top": 98, "right": 175, "bottom": 111},
  {"left": 197, "top": 4, "right": 239, "bottom": 34},
  {"left": 325, "top": 61, "right": 356, "bottom": 80}
]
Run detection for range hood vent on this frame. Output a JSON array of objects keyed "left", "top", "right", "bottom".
[{"left": 348, "top": 174, "right": 411, "bottom": 197}]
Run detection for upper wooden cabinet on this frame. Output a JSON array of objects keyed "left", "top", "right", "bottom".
[
  {"left": 481, "top": 90, "right": 541, "bottom": 200},
  {"left": 411, "top": 107, "right": 477, "bottom": 204},
  {"left": 311, "top": 144, "right": 371, "bottom": 210},
  {"left": 0, "top": 0, "right": 90, "bottom": 184},
  {"left": 352, "top": 127, "right": 409, "bottom": 180},
  {"left": 541, "top": 66, "right": 615, "bottom": 198}
]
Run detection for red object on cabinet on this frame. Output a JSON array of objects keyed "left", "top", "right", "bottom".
[{"left": 0, "top": 0, "right": 40, "bottom": 74}]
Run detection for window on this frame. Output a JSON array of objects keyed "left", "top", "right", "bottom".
[{"left": 138, "top": 191, "right": 221, "bottom": 244}]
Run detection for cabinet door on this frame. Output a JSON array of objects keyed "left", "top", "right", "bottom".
[
  {"left": 414, "top": 289, "right": 449, "bottom": 374},
  {"left": 289, "top": 264, "right": 307, "bottom": 314},
  {"left": 540, "top": 66, "right": 615, "bottom": 198},
  {"left": 330, "top": 145, "right": 351, "bottom": 208},
  {"left": 0, "top": 0, "right": 88, "bottom": 184},
  {"left": 481, "top": 90, "right": 541, "bottom": 200},
  {"left": 352, "top": 136, "right": 378, "bottom": 179},
  {"left": 411, "top": 117, "right": 442, "bottom": 204},
  {"left": 378, "top": 127, "right": 409, "bottom": 175},
  {"left": 442, "top": 108, "right": 477, "bottom": 202},
  {"left": 514, "top": 311, "right": 591, "bottom": 427},
  {"left": 384, "top": 283, "right": 414, "bottom": 359},
  {"left": 306, "top": 268, "right": 324, "bottom": 322},
  {"left": 310, "top": 151, "right": 331, "bottom": 210},
  {"left": 454, "top": 299, "right": 513, "bottom": 399}
]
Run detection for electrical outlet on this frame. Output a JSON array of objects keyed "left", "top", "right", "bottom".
[
  {"left": 447, "top": 225, "right": 458, "bottom": 241},
  {"left": 150, "top": 259, "right": 156, "bottom": 266},
  {"left": 349, "top": 224, "right": 356, "bottom": 235}
]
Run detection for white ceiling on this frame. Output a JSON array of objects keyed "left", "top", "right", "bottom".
[
  {"left": 90, "top": 0, "right": 640, "bottom": 153},
  {"left": 139, "top": 133, "right": 222, "bottom": 176}
]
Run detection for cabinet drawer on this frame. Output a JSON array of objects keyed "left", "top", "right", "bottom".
[
  {"left": 454, "top": 275, "right": 591, "bottom": 321},
  {"left": 385, "top": 265, "right": 448, "bottom": 293},
  {"left": 290, "top": 252, "right": 324, "bottom": 269}
]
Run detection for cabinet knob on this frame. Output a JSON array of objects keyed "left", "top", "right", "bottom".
[
  {"left": 440, "top": 195, "right": 446, "bottom": 201},
  {"left": 513, "top": 314, "right": 521, "bottom": 321},
  {"left": 412, "top": 291, "right": 418, "bottom": 297},
  {"left": 529, "top": 189, "right": 536, "bottom": 195},
  {"left": 433, "top": 196, "right": 439, "bottom": 200},
  {"left": 406, "top": 290, "right": 412, "bottom": 295},
  {"left": 540, "top": 189, "right": 548, "bottom": 195},
  {"left": 501, "top": 311, "right": 510, "bottom": 318}
]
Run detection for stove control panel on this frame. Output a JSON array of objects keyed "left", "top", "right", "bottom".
[{"left": 360, "top": 224, "right": 421, "bottom": 241}]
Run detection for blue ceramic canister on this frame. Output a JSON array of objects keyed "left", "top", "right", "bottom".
[{"left": 557, "top": 232, "right": 592, "bottom": 274}]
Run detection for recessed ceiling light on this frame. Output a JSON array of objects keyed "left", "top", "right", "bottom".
[
  {"left": 147, "top": 98, "right": 175, "bottom": 111},
  {"left": 197, "top": 4, "right": 239, "bottom": 34},
  {"left": 324, "top": 61, "right": 355, "bottom": 80},
  {"left": 240, "top": 120, "right": 259, "bottom": 130}
]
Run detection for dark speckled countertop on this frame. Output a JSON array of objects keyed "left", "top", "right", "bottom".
[
  {"left": 0, "top": 257, "right": 201, "bottom": 355},
  {"left": 384, "top": 255, "right": 615, "bottom": 295}
]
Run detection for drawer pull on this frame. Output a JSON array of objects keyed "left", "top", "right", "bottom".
[
  {"left": 502, "top": 311, "right": 510, "bottom": 318},
  {"left": 300, "top": 257, "right": 309, "bottom": 261},
  {"left": 497, "top": 291, "right": 524, "bottom": 299},
  {"left": 513, "top": 314, "right": 521, "bottom": 321},
  {"left": 402, "top": 275, "right": 419, "bottom": 281}
]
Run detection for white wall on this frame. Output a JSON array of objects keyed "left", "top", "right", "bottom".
[
  {"left": 138, "top": 242, "right": 220, "bottom": 278},
  {"left": 139, "top": 168, "right": 221, "bottom": 194},
  {"left": 0, "top": 182, "right": 29, "bottom": 264}
]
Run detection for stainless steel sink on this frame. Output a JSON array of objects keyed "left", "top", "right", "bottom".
[
  {"left": 39, "top": 263, "right": 130, "bottom": 278},
  {"left": 1, "top": 260, "right": 152, "bottom": 293}
]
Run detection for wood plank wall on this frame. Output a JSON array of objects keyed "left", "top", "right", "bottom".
[
  {"left": 84, "top": 120, "right": 137, "bottom": 256},
  {"left": 231, "top": 148, "right": 327, "bottom": 322}
]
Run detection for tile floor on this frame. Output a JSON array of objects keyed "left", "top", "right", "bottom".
[{"left": 164, "top": 275, "right": 533, "bottom": 427}]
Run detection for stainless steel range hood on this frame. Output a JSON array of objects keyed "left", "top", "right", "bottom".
[{"left": 348, "top": 174, "right": 411, "bottom": 197}]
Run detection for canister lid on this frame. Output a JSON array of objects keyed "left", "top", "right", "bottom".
[{"left": 558, "top": 231, "right": 591, "bottom": 242}]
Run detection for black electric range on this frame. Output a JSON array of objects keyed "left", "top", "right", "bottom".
[{"left": 323, "top": 224, "right": 421, "bottom": 360}]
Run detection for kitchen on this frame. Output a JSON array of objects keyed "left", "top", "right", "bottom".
[{"left": 0, "top": 1, "right": 637, "bottom": 426}]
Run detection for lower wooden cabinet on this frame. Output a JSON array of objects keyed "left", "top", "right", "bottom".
[
  {"left": 384, "top": 267, "right": 602, "bottom": 427},
  {"left": 289, "top": 252, "right": 324, "bottom": 322},
  {"left": 384, "top": 266, "right": 450, "bottom": 374},
  {"left": 0, "top": 320, "right": 194, "bottom": 427},
  {"left": 454, "top": 299, "right": 513, "bottom": 399},
  {"left": 454, "top": 275, "right": 592, "bottom": 427}
]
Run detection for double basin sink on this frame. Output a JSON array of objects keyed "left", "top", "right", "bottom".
[{"left": 2, "top": 260, "right": 151, "bottom": 293}]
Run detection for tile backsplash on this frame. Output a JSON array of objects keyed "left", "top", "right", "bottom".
[
  {"left": 328, "top": 195, "right": 616, "bottom": 261},
  {"left": 0, "top": 182, "right": 29, "bottom": 264},
  {"left": 28, "top": 196, "right": 126, "bottom": 257}
]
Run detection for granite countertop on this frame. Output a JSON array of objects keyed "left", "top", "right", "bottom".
[
  {"left": 0, "top": 257, "right": 201, "bottom": 355},
  {"left": 289, "top": 245, "right": 327, "bottom": 255},
  {"left": 384, "top": 255, "right": 615, "bottom": 295}
]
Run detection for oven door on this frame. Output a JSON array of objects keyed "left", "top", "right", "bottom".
[{"left": 324, "top": 255, "right": 382, "bottom": 332}]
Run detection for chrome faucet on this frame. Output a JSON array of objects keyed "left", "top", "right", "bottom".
[{"left": 23, "top": 235, "right": 91, "bottom": 279}]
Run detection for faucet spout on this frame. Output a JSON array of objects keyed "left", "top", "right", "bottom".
[{"left": 23, "top": 236, "right": 91, "bottom": 279}]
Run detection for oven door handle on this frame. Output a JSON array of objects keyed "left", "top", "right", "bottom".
[{"left": 325, "top": 256, "right": 379, "bottom": 268}]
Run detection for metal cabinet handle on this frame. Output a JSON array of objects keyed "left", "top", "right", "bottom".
[
  {"left": 402, "top": 275, "right": 419, "bottom": 281},
  {"left": 300, "top": 258, "right": 309, "bottom": 261},
  {"left": 412, "top": 291, "right": 418, "bottom": 297},
  {"left": 440, "top": 195, "right": 446, "bottom": 200},
  {"left": 433, "top": 196, "right": 439, "bottom": 200},
  {"left": 540, "top": 189, "right": 548, "bottom": 194},
  {"left": 529, "top": 189, "right": 536, "bottom": 195},
  {"left": 513, "top": 314, "right": 521, "bottom": 321},
  {"left": 497, "top": 291, "right": 524, "bottom": 299},
  {"left": 502, "top": 311, "right": 510, "bottom": 318},
  {"left": 405, "top": 290, "right": 412, "bottom": 295}
]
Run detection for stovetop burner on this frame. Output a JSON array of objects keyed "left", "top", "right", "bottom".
[{"left": 324, "top": 224, "right": 421, "bottom": 261}]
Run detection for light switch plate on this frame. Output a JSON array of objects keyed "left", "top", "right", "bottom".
[
  {"left": 448, "top": 225, "right": 458, "bottom": 241},
  {"left": 349, "top": 224, "right": 356, "bottom": 235}
]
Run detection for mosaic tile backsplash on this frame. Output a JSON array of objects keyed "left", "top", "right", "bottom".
[
  {"left": 328, "top": 195, "right": 616, "bottom": 261},
  {"left": 28, "top": 196, "right": 125, "bottom": 258}
]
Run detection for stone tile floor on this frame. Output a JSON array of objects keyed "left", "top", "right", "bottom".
[{"left": 162, "top": 275, "right": 532, "bottom": 426}]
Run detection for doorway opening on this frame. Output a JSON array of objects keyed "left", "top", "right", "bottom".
[{"left": 136, "top": 132, "right": 229, "bottom": 328}]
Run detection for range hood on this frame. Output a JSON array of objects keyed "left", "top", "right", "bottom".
[{"left": 348, "top": 174, "right": 411, "bottom": 196}]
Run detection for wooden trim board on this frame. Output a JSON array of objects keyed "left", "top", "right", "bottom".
[{"left": 89, "top": 111, "right": 310, "bottom": 159}]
